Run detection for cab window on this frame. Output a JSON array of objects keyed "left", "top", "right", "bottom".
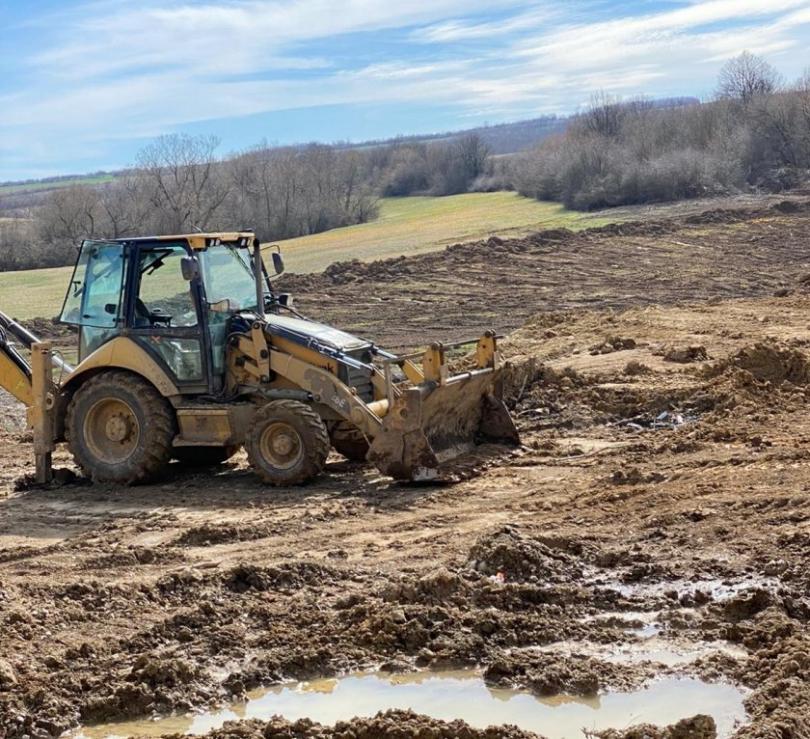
[
  {"left": 134, "top": 246, "right": 198, "bottom": 328},
  {"left": 60, "top": 241, "right": 126, "bottom": 329}
]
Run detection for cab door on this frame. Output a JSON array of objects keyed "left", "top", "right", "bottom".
[
  {"left": 59, "top": 240, "right": 128, "bottom": 361},
  {"left": 126, "top": 243, "right": 209, "bottom": 393}
]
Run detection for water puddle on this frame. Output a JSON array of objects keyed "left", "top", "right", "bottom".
[
  {"left": 593, "top": 575, "right": 777, "bottom": 601},
  {"left": 530, "top": 637, "right": 747, "bottom": 667},
  {"left": 582, "top": 609, "right": 664, "bottom": 637},
  {"left": 70, "top": 669, "right": 747, "bottom": 739}
]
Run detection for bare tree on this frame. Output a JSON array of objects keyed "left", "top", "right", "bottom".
[
  {"left": 96, "top": 174, "right": 152, "bottom": 238},
  {"left": 582, "top": 92, "right": 626, "bottom": 138},
  {"left": 717, "top": 51, "right": 782, "bottom": 104},
  {"left": 456, "top": 134, "right": 490, "bottom": 182},
  {"left": 135, "top": 134, "right": 230, "bottom": 233},
  {"left": 37, "top": 185, "right": 101, "bottom": 244}
]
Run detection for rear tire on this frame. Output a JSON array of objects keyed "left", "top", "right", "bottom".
[
  {"left": 247, "top": 400, "right": 329, "bottom": 486},
  {"left": 173, "top": 446, "right": 240, "bottom": 467},
  {"left": 66, "top": 371, "right": 175, "bottom": 484}
]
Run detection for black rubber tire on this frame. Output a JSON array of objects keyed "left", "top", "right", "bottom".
[
  {"left": 247, "top": 400, "right": 329, "bottom": 486},
  {"left": 329, "top": 422, "right": 370, "bottom": 462},
  {"left": 173, "top": 445, "right": 240, "bottom": 467},
  {"left": 66, "top": 370, "right": 175, "bottom": 484}
]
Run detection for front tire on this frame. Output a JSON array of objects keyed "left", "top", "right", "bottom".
[
  {"left": 66, "top": 371, "right": 175, "bottom": 484},
  {"left": 246, "top": 400, "right": 329, "bottom": 486}
]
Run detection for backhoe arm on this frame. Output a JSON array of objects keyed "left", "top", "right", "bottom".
[
  {"left": 0, "top": 311, "right": 58, "bottom": 483},
  {"left": 0, "top": 324, "right": 33, "bottom": 406}
]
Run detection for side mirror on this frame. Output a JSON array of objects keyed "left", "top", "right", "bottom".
[
  {"left": 181, "top": 256, "right": 200, "bottom": 281},
  {"left": 272, "top": 251, "right": 285, "bottom": 275}
]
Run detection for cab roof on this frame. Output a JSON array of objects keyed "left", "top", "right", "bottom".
[{"left": 112, "top": 232, "right": 258, "bottom": 250}]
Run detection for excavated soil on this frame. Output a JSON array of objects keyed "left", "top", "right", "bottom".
[
  {"left": 282, "top": 198, "right": 810, "bottom": 349},
  {"left": 2, "top": 199, "right": 810, "bottom": 738}
]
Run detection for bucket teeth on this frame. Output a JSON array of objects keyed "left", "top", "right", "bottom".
[{"left": 368, "top": 370, "right": 520, "bottom": 482}]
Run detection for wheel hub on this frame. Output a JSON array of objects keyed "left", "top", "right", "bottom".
[
  {"left": 105, "top": 413, "right": 131, "bottom": 443},
  {"left": 271, "top": 432, "right": 295, "bottom": 456},
  {"left": 259, "top": 422, "right": 303, "bottom": 470},
  {"left": 83, "top": 397, "right": 140, "bottom": 464}
]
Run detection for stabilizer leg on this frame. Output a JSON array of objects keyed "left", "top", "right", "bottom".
[{"left": 30, "top": 343, "right": 55, "bottom": 485}]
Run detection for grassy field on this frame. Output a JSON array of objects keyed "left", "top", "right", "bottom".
[
  {"left": 0, "top": 174, "right": 114, "bottom": 195},
  {"left": 0, "top": 192, "right": 616, "bottom": 320},
  {"left": 274, "top": 192, "right": 615, "bottom": 272}
]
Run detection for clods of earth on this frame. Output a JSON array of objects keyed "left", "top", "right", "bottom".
[{"left": 3, "top": 198, "right": 810, "bottom": 737}]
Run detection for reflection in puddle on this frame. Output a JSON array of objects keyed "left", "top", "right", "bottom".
[{"left": 71, "top": 670, "right": 747, "bottom": 739}]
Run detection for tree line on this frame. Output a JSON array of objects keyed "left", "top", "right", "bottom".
[
  {"left": 512, "top": 53, "right": 810, "bottom": 210},
  {"left": 2, "top": 52, "right": 809, "bottom": 272},
  {"left": 0, "top": 133, "right": 493, "bottom": 271}
]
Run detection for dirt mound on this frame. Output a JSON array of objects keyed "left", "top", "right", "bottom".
[
  {"left": 21, "top": 317, "right": 77, "bottom": 340},
  {"left": 172, "top": 710, "right": 541, "bottom": 738},
  {"left": 709, "top": 342, "right": 810, "bottom": 386},
  {"left": 683, "top": 205, "right": 773, "bottom": 225},
  {"left": 484, "top": 651, "right": 634, "bottom": 697},
  {"left": 592, "top": 715, "right": 717, "bottom": 739},
  {"left": 466, "top": 527, "right": 583, "bottom": 584},
  {"left": 224, "top": 562, "right": 339, "bottom": 593},
  {"left": 174, "top": 522, "right": 276, "bottom": 547},
  {"left": 722, "top": 588, "right": 775, "bottom": 623}
]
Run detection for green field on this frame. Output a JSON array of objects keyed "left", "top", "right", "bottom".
[
  {"left": 0, "top": 192, "right": 616, "bottom": 320},
  {"left": 271, "top": 192, "right": 615, "bottom": 271},
  {"left": 0, "top": 174, "right": 114, "bottom": 195}
]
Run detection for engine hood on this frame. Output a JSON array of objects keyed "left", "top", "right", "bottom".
[{"left": 265, "top": 314, "right": 370, "bottom": 353}]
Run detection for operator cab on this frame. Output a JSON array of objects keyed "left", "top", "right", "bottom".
[{"left": 58, "top": 232, "right": 282, "bottom": 393}]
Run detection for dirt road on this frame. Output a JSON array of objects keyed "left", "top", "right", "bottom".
[{"left": 2, "top": 200, "right": 810, "bottom": 738}]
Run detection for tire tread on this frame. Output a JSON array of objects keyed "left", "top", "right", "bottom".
[{"left": 66, "top": 370, "right": 175, "bottom": 484}]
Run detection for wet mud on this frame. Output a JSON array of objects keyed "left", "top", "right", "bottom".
[{"left": 3, "top": 198, "right": 810, "bottom": 737}]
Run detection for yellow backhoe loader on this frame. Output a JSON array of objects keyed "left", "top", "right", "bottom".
[{"left": 0, "top": 232, "right": 518, "bottom": 486}]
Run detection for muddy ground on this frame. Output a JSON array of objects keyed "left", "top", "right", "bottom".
[
  {"left": 2, "top": 199, "right": 810, "bottom": 738},
  {"left": 283, "top": 197, "right": 810, "bottom": 349}
]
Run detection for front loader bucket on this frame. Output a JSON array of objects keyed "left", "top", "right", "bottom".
[{"left": 367, "top": 369, "right": 519, "bottom": 482}]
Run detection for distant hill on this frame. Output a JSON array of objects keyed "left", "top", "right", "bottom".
[
  {"left": 339, "top": 115, "right": 570, "bottom": 155},
  {"left": 0, "top": 97, "right": 701, "bottom": 209}
]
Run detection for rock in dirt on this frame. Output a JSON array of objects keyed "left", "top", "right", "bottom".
[
  {"left": 663, "top": 345, "right": 708, "bottom": 363},
  {"left": 590, "top": 337, "right": 637, "bottom": 355},
  {"left": 0, "top": 658, "right": 17, "bottom": 689}
]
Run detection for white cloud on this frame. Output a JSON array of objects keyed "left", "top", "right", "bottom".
[
  {"left": 32, "top": 0, "right": 515, "bottom": 79},
  {"left": 412, "top": 7, "right": 553, "bottom": 43},
  {"left": 3, "top": 0, "right": 810, "bottom": 179}
]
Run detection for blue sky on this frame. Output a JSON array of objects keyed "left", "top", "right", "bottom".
[{"left": 2, "top": 0, "right": 810, "bottom": 181}]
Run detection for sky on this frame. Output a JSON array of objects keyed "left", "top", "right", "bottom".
[{"left": 1, "top": 0, "right": 810, "bottom": 182}]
